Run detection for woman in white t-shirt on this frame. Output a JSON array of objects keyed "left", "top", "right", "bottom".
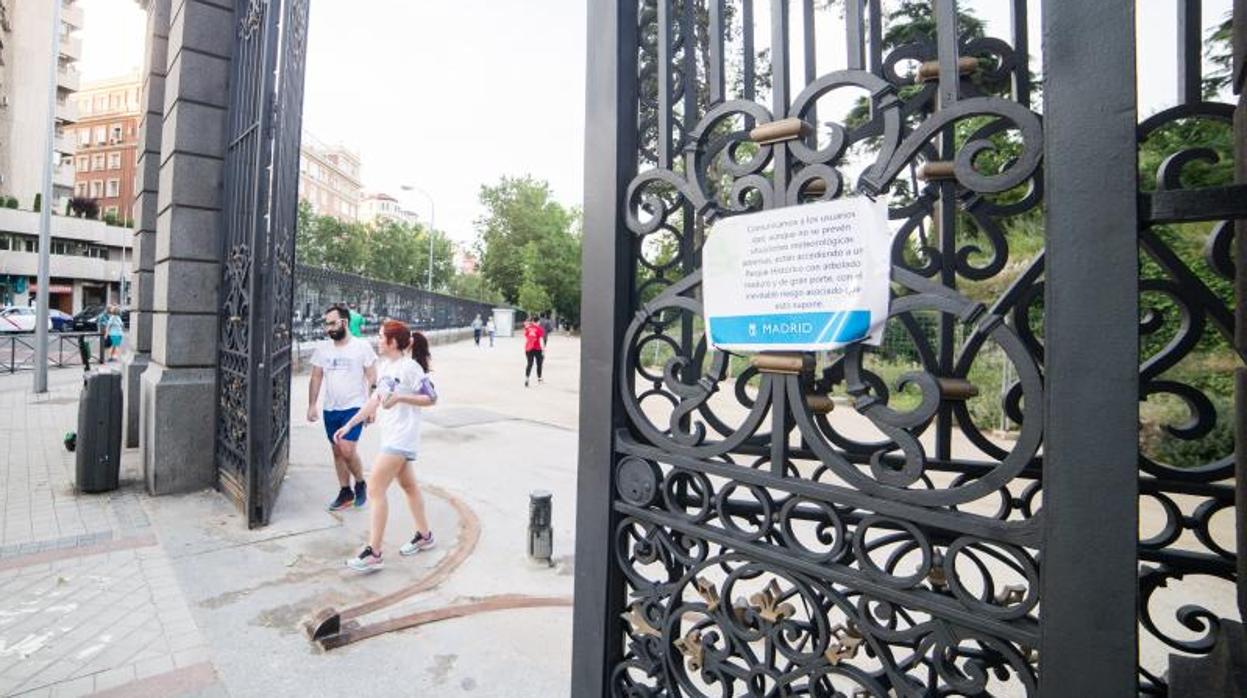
[{"left": 334, "top": 320, "right": 437, "bottom": 572}]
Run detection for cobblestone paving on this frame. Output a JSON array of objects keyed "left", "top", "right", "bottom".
[{"left": 0, "top": 370, "right": 221, "bottom": 697}]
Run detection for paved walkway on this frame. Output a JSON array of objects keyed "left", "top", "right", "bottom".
[
  {"left": 0, "top": 368, "right": 219, "bottom": 697},
  {"left": 0, "top": 335, "right": 580, "bottom": 697}
]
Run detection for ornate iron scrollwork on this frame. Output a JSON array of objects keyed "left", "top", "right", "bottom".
[{"left": 610, "top": 3, "right": 1050, "bottom": 694}]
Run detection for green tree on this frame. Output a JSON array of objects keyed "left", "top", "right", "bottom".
[
  {"left": 447, "top": 271, "right": 504, "bottom": 305},
  {"left": 364, "top": 218, "right": 422, "bottom": 284},
  {"left": 517, "top": 243, "right": 552, "bottom": 315},
  {"left": 296, "top": 200, "right": 368, "bottom": 274},
  {"left": 475, "top": 176, "right": 580, "bottom": 320}
]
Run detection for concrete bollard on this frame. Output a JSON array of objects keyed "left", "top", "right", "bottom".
[{"left": 528, "top": 489, "right": 553, "bottom": 565}]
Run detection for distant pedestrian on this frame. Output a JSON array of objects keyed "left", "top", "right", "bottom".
[
  {"left": 485, "top": 317, "right": 495, "bottom": 347},
  {"left": 347, "top": 302, "right": 364, "bottom": 337},
  {"left": 540, "top": 315, "right": 554, "bottom": 347},
  {"left": 337, "top": 320, "right": 438, "bottom": 572},
  {"left": 523, "top": 316, "right": 545, "bottom": 387},
  {"left": 308, "top": 304, "right": 377, "bottom": 512},
  {"left": 471, "top": 314, "right": 483, "bottom": 347},
  {"left": 103, "top": 305, "right": 124, "bottom": 363},
  {"left": 93, "top": 306, "right": 107, "bottom": 363}
]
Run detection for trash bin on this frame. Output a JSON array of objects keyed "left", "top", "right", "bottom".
[{"left": 75, "top": 371, "right": 122, "bottom": 493}]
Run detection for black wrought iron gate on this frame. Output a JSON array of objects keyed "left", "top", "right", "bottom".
[
  {"left": 217, "top": 0, "right": 310, "bottom": 528},
  {"left": 573, "top": 1, "right": 1244, "bottom": 696}
]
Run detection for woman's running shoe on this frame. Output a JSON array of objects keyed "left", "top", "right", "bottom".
[
  {"left": 400, "top": 532, "right": 436, "bottom": 556},
  {"left": 347, "top": 546, "right": 383, "bottom": 572}
]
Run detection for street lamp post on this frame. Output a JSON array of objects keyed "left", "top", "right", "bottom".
[
  {"left": 34, "top": 0, "right": 63, "bottom": 394},
  {"left": 400, "top": 185, "right": 435, "bottom": 291}
]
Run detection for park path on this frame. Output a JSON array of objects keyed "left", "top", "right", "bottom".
[{"left": 0, "top": 335, "right": 581, "bottom": 698}]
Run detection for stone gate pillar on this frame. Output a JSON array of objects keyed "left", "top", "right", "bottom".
[
  {"left": 138, "top": 0, "right": 232, "bottom": 494},
  {"left": 124, "top": 0, "right": 169, "bottom": 448}
]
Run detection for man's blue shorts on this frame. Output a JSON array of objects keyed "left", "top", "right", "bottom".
[{"left": 324, "top": 407, "right": 363, "bottom": 442}]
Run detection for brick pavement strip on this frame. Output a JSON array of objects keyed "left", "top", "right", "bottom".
[
  {"left": 0, "top": 372, "right": 214, "bottom": 698},
  {"left": 89, "top": 661, "right": 219, "bottom": 698}
]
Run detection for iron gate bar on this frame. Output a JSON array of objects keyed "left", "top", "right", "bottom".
[
  {"left": 217, "top": 0, "right": 310, "bottom": 528},
  {"left": 1039, "top": 1, "right": 1139, "bottom": 694},
  {"left": 571, "top": 0, "right": 638, "bottom": 694}
]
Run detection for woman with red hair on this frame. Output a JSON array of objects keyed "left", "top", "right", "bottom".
[{"left": 334, "top": 320, "right": 438, "bottom": 572}]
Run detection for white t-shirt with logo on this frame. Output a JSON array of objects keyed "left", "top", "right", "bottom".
[
  {"left": 310, "top": 337, "right": 377, "bottom": 411},
  {"left": 374, "top": 356, "right": 427, "bottom": 454}
]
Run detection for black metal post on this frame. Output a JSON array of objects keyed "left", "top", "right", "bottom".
[
  {"left": 571, "top": 0, "right": 637, "bottom": 694},
  {"left": 1233, "top": 0, "right": 1246, "bottom": 627},
  {"left": 1039, "top": 1, "right": 1139, "bottom": 695}
]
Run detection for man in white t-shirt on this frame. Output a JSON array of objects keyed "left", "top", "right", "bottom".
[{"left": 308, "top": 303, "right": 378, "bottom": 511}]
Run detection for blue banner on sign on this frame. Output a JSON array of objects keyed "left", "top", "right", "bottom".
[{"left": 709, "top": 310, "right": 872, "bottom": 346}]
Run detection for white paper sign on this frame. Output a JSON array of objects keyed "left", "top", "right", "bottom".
[{"left": 703, "top": 197, "right": 893, "bottom": 352}]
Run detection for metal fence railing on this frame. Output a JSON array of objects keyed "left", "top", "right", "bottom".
[
  {"left": 0, "top": 332, "right": 106, "bottom": 374},
  {"left": 1, "top": 267, "right": 500, "bottom": 374},
  {"left": 292, "top": 264, "right": 500, "bottom": 342}
]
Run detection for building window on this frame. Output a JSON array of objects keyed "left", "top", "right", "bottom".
[
  {"left": 91, "top": 154, "right": 105, "bottom": 170},
  {"left": 94, "top": 95, "right": 106, "bottom": 111},
  {"left": 93, "top": 126, "right": 106, "bottom": 144},
  {"left": 107, "top": 152, "right": 121, "bottom": 170},
  {"left": 106, "top": 180, "right": 119, "bottom": 198},
  {"left": 0, "top": 236, "right": 8, "bottom": 251},
  {"left": 51, "top": 240, "right": 68, "bottom": 255},
  {"left": 78, "top": 129, "right": 91, "bottom": 146},
  {"left": 77, "top": 156, "right": 89, "bottom": 172},
  {"left": 75, "top": 182, "right": 87, "bottom": 197},
  {"left": 109, "top": 124, "right": 123, "bottom": 143},
  {"left": 110, "top": 93, "right": 121, "bottom": 109},
  {"left": 24, "top": 239, "right": 37, "bottom": 253},
  {"left": 90, "top": 181, "right": 102, "bottom": 198}
]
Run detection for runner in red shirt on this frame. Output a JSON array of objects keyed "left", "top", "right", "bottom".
[{"left": 523, "top": 317, "right": 545, "bottom": 387}]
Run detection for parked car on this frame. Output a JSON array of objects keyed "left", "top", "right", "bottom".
[
  {"left": 49, "top": 309, "right": 74, "bottom": 332},
  {"left": 72, "top": 306, "right": 131, "bottom": 332},
  {"left": 0, "top": 306, "right": 52, "bottom": 333}
]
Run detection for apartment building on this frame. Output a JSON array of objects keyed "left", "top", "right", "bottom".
[
  {"left": 72, "top": 73, "right": 141, "bottom": 221},
  {"left": 299, "top": 131, "right": 361, "bottom": 221},
  {"left": 360, "top": 191, "right": 418, "bottom": 226},
  {"left": 0, "top": 0, "right": 83, "bottom": 211},
  {"left": 0, "top": 207, "right": 131, "bottom": 312}
]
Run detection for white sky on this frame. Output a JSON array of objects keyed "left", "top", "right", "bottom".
[{"left": 79, "top": 0, "right": 1233, "bottom": 244}]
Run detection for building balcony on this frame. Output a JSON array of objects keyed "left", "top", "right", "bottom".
[
  {"left": 54, "top": 164, "right": 75, "bottom": 190},
  {"left": 59, "top": 35, "right": 81, "bottom": 61},
  {"left": 55, "top": 100, "right": 76, "bottom": 124},
  {"left": 54, "top": 132, "right": 73, "bottom": 157},
  {"left": 61, "top": 3, "right": 84, "bottom": 29},
  {"left": 57, "top": 66, "right": 80, "bottom": 92}
]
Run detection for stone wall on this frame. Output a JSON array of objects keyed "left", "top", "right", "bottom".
[
  {"left": 138, "top": 0, "right": 233, "bottom": 495},
  {"left": 123, "top": 0, "right": 169, "bottom": 449}
]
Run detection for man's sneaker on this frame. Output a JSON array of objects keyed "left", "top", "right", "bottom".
[
  {"left": 327, "top": 487, "right": 353, "bottom": 512},
  {"left": 346, "top": 546, "right": 383, "bottom": 572},
  {"left": 353, "top": 481, "right": 368, "bottom": 508},
  {"left": 400, "top": 532, "right": 436, "bottom": 556}
]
